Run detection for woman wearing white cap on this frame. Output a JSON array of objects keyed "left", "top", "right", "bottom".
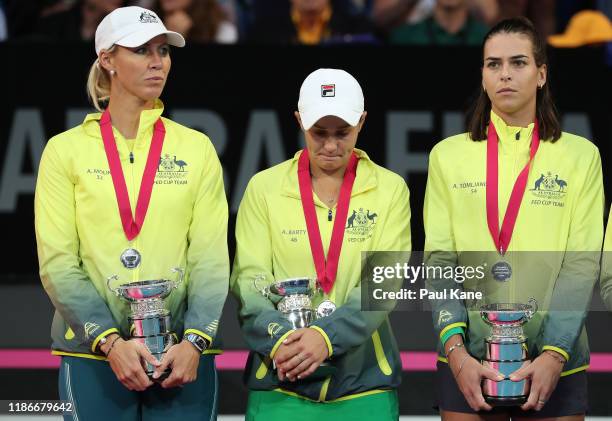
[
  {"left": 35, "top": 6, "right": 229, "bottom": 420},
  {"left": 231, "top": 68, "right": 411, "bottom": 420}
]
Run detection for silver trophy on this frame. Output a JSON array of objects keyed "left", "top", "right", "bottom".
[
  {"left": 480, "top": 298, "right": 538, "bottom": 406},
  {"left": 254, "top": 275, "right": 337, "bottom": 378},
  {"left": 107, "top": 268, "right": 184, "bottom": 379}
]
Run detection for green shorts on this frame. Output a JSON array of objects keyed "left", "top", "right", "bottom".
[
  {"left": 246, "top": 389, "right": 399, "bottom": 421},
  {"left": 58, "top": 355, "right": 218, "bottom": 421}
]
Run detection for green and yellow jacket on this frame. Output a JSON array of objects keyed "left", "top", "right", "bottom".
[
  {"left": 231, "top": 149, "right": 411, "bottom": 402},
  {"left": 424, "top": 111, "right": 603, "bottom": 376},
  {"left": 35, "top": 100, "right": 229, "bottom": 359}
]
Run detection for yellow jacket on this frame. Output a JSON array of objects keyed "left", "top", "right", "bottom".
[
  {"left": 424, "top": 111, "right": 603, "bottom": 375},
  {"left": 231, "top": 148, "right": 411, "bottom": 401},
  {"left": 35, "top": 100, "right": 229, "bottom": 359}
]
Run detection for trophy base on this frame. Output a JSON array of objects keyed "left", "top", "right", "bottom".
[
  {"left": 144, "top": 350, "right": 172, "bottom": 382},
  {"left": 147, "top": 368, "right": 171, "bottom": 382},
  {"left": 484, "top": 395, "right": 528, "bottom": 406}
]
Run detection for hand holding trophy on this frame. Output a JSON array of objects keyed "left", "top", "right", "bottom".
[{"left": 254, "top": 274, "right": 337, "bottom": 379}]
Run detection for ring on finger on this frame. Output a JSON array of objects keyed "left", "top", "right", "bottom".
[{"left": 537, "top": 399, "right": 547, "bottom": 404}]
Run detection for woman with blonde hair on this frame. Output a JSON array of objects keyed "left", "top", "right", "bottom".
[{"left": 35, "top": 6, "right": 228, "bottom": 420}]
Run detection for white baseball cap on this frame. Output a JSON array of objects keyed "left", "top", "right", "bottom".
[
  {"left": 95, "top": 6, "right": 185, "bottom": 56},
  {"left": 298, "top": 68, "right": 364, "bottom": 130}
]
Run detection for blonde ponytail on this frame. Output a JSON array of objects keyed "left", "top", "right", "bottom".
[{"left": 86, "top": 47, "right": 116, "bottom": 112}]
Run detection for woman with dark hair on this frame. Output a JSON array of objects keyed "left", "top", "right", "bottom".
[
  {"left": 154, "top": 0, "right": 237, "bottom": 43},
  {"left": 424, "top": 17, "right": 603, "bottom": 420}
]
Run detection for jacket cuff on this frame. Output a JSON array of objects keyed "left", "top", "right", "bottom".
[
  {"left": 542, "top": 345, "right": 570, "bottom": 362},
  {"left": 90, "top": 328, "right": 120, "bottom": 353},
  {"left": 270, "top": 330, "right": 295, "bottom": 359},
  {"left": 439, "top": 322, "right": 467, "bottom": 341},
  {"left": 309, "top": 325, "right": 334, "bottom": 358},
  {"left": 440, "top": 326, "right": 465, "bottom": 347}
]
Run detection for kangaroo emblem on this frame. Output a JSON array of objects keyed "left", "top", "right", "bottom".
[
  {"left": 533, "top": 173, "right": 545, "bottom": 190},
  {"left": 366, "top": 210, "right": 378, "bottom": 223},
  {"left": 346, "top": 210, "right": 357, "bottom": 228},
  {"left": 555, "top": 175, "right": 567, "bottom": 192}
]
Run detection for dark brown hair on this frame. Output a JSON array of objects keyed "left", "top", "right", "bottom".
[
  {"left": 154, "top": 0, "right": 228, "bottom": 43},
  {"left": 467, "top": 17, "right": 561, "bottom": 142}
]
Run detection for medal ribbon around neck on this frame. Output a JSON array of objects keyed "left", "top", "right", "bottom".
[
  {"left": 100, "top": 109, "right": 165, "bottom": 242},
  {"left": 486, "top": 119, "right": 540, "bottom": 255},
  {"left": 298, "top": 149, "right": 358, "bottom": 294}
]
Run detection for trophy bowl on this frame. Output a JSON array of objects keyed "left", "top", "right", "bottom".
[
  {"left": 480, "top": 298, "right": 538, "bottom": 406},
  {"left": 481, "top": 302, "right": 537, "bottom": 327},
  {"left": 112, "top": 279, "right": 177, "bottom": 301},
  {"left": 256, "top": 276, "right": 315, "bottom": 298}
]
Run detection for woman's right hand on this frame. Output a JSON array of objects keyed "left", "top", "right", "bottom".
[
  {"left": 448, "top": 348, "right": 504, "bottom": 412},
  {"left": 104, "top": 337, "right": 160, "bottom": 391}
]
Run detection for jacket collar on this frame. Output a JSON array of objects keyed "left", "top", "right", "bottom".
[
  {"left": 82, "top": 99, "right": 165, "bottom": 141},
  {"left": 490, "top": 110, "right": 535, "bottom": 151}
]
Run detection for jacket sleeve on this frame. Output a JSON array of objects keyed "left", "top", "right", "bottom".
[
  {"left": 35, "top": 139, "right": 119, "bottom": 353},
  {"left": 423, "top": 146, "right": 468, "bottom": 344},
  {"left": 540, "top": 146, "right": 604, "bottom": 360},
  {"left": 183, "top": 136, "right": 230, "bottom": 347},
  {"left": 230, "top": 176, "right": 296, "bottom": 358},
  {"left": 600, "top": 208, "right": 612, "bottom": 311},
  {"left": 309, "top": 178, "right": 411, "bottom": 357}
]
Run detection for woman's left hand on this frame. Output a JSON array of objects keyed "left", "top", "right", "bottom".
[
  {"left": 153, "top": 341, "right": 201, "bottom": 388},
  {"left": 274, "top": 328, "right": 329, "bottom": 381},
  {"left": 509, "top": 350, "right": 565, "bottom": 411}
]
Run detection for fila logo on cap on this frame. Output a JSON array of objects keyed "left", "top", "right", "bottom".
[
  {"left": 321, "top": 84, "right": 335, "bottom": 97},
  {"left": 139, "top": 11, "right": 158, "bottom": 23}
]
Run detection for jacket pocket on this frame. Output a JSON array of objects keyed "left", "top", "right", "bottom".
[
  {"left": 372, "top": 330, "right": 392, "bottom": 375},
  {"left": 255, "top": 357, "right": 272, "bottom": 380}
]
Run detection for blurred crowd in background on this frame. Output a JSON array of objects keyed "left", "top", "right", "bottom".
[{"left": 0, "top": 0, "right": 611, "bottom": 49}]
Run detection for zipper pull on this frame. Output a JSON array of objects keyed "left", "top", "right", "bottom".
[
  {"left": 129, "top": 152, "right": 134, "bottom": 164},
  {"left": 328, "top": 209, "right": 332, "bottom": 221},
  {"left": 515, "top": 132, "right": 520, "bottom": 141}
]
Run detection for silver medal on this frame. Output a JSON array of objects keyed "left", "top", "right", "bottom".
[
  {"left": 120, "top": 248, "right": 141, "bottom": 269},
  {"left": 491, "top": 261, "right": 512, "bottom": 282},
  {"left": 316, "top": 300, "right": 337, "bottom": 318}
]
